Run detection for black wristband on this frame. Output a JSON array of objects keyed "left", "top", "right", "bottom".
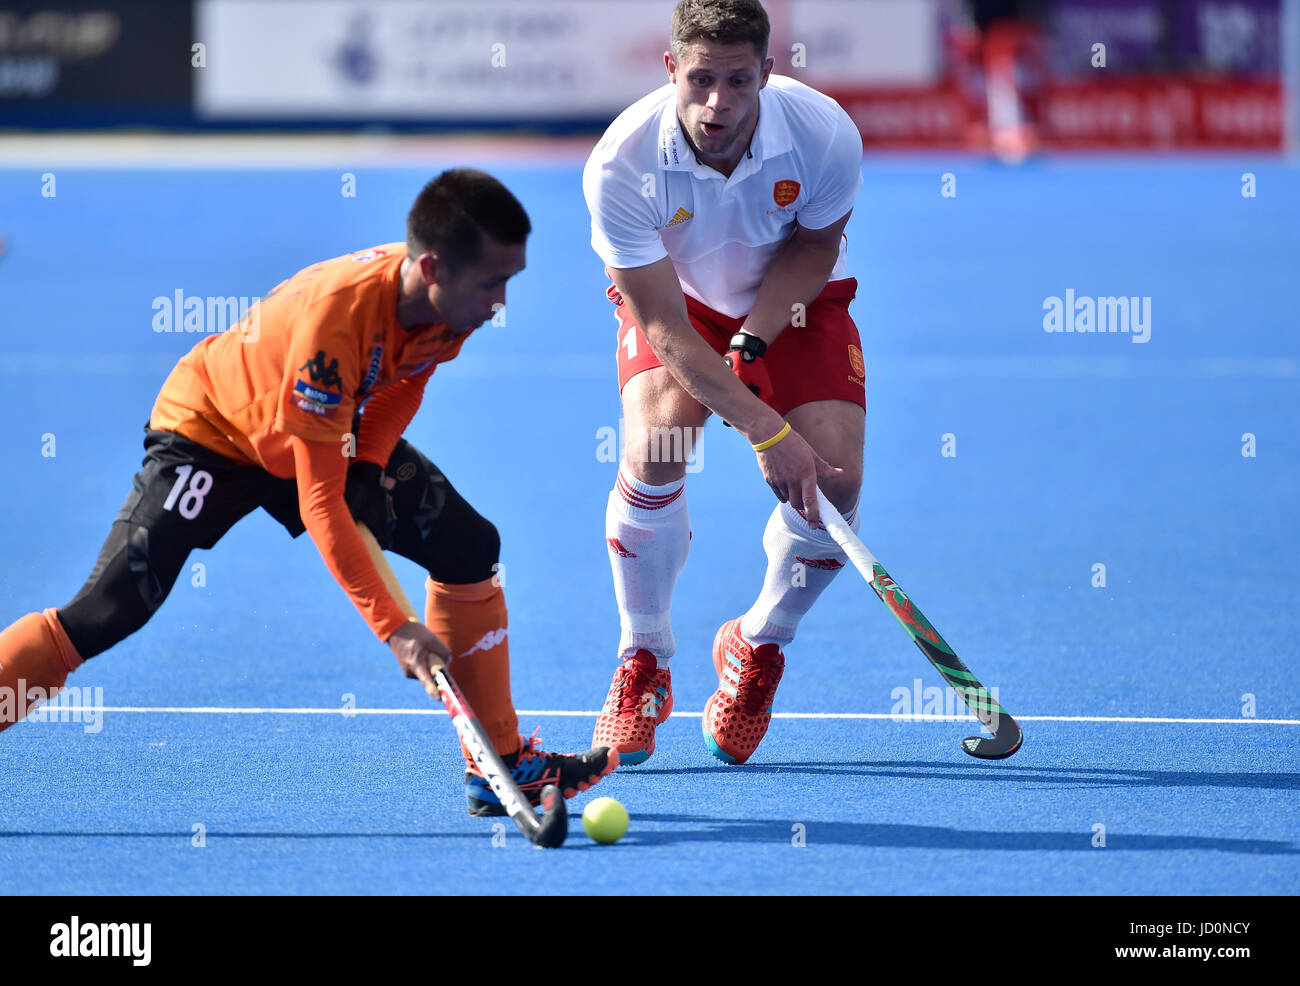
[{"left": 728, "top": 331, "right": 767, "bottom": 362}]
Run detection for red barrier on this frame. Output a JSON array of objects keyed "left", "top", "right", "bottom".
[
  {"left": 1039, "top": 76, "right": 1283, "bottom": 148},
  {"left": 830, "top": 76, "right": 1282, "bottom": 150},
  {"left": 830, "top": 84, "right": 977, "bottom": 149}
]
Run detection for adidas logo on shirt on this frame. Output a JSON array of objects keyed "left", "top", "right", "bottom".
[{"left": 664, "top": 207, "right": 693, "bottom": 228}]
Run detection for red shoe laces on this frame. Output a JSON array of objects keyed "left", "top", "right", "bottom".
[
  {"left": 617, "top": 659, "right": 659, "bottom": 716},
  {"left": 516, "top": 727, "right": 544, "bottom": 761},
  {"left": 737, "top": 660, "right": 780, "bottom": 715}
]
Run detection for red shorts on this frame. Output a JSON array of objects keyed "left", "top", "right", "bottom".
[{"left": 612, "top": 277, "right": 866, "bottom": 417}]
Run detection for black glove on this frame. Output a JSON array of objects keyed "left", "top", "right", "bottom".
[{"left": 344, "top": 460, "right": 396, "bottom": 549}]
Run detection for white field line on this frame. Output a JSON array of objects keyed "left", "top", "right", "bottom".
[{"left": 42, "top": 706, "right": 1300, "bottom": 726}]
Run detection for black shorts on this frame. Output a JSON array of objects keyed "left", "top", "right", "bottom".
[{"left": 58, "top": 427, "right": 498, "bottom": 659}]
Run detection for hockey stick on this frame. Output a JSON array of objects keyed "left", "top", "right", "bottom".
[
  {"left": 814, "top": 490, "right": 1023, "bottom": 760},
  {"left": 357, "top": 522, "right": 567, "bottom": 847}
]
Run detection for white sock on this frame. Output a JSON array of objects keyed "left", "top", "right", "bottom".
[
  {"left": 740, "top": 500, "right": 860, "bottom": 649},
  {"left": 606, "top": 464, "right": 690, "bottom": 667}
]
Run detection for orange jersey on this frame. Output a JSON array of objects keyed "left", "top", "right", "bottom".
[
  {"left": 150, "top": 244, "right": 472, "bottom": 641},
  {"left": 151, "top": 244, "right": 466, "bottom": 473}
]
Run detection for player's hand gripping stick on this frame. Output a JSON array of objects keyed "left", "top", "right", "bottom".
[{"left": 357, "top": 522, "right": 567, "bottom": 847}]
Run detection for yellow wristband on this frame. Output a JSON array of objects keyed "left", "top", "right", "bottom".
[{"left": 751, "top": 421, "right": 791, "bottom": 452}]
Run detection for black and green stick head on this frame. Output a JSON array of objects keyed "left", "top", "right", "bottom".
[{"left": 961, "top": 717, "right": 1024, "bottom": 760}]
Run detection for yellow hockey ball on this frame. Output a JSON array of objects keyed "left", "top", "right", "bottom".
[{"left": 582, "top": 797, "right": 629, "bottom": 844}]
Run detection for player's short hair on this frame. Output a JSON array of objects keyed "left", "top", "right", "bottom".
[
  {"left": 406, "top": 169, "right": 531, "bottom": 270},
  {"left": 670, "top": 0, "right": 770, "bottom": 63}
]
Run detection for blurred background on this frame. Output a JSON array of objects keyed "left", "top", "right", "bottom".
[{"left": 0, "top": 0, "right": 1293, "bottom": 153}]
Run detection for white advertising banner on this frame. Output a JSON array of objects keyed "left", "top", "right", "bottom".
[
  {"left": 196, "top": 0, "right": 673, "bottom": 119},
  {"left": 195, "top": 0, "right": 942, "bottom": 121},
  {"left": 787, "top": 0, "right": 941, "bottom": 86}
]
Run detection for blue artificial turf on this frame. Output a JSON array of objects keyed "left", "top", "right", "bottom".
[{"left": 0, "top": 154, "right": 1296, "bottom": 894}]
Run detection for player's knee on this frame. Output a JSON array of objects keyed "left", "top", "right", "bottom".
[
  {"left": 59, "top": 525, "right": 176, "bottom": 659},
  {"left": 819, "top": 468, "right": 862, "bottom": 515},
  {"left": 472, "top": 516, "right": 502, "bottom": 573},
  {"left": 59, "top": 582, "right": 154, "bottom": 660},
  {"left": 428, "top": 512, "right": 500, "bottom": 585},
  {"left": 621, "top": 371, "right": 707, "bottom": 485},
  {"left": 621, "top": 414, "right": 702, "bottom": 485}
]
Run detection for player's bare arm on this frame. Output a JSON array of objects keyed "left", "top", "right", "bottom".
[
  {"left": 738, "top": 210, "right": 853, "bottom": 346},
  {"left": 610, "top": 257, "right": 841, "bottom": 523},
  {"left": 346, "top": 461, "right": 451, "bottom": 691}
]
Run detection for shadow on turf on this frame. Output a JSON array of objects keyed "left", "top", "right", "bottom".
[
  {"left": 608, "top": 814, "right": 1298, "bottom": 853},
  {"left": 2, "top": 815, "right": 1293, "bottom": 854},
  {"left": 631, "top": 761, "right": 1300, "bottom": 791}
]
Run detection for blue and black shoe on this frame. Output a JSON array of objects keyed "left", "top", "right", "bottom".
[{"left": 465, "top": 731, "right": 620, "bottom": 817}]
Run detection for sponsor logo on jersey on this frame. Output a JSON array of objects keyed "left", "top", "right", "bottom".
[
  {"left": 660, "top": 125, "right": 684, "bottom": 166},
  {"left": 394, "top": 462, "right": 418, "bottom": 482},
  {"left": 298, "top": 350, "right": 343, "bottom": 389},
  {"left": 773, "top": 180, "right": 801, "bottom": 207},
  {"left": 664, "top": 207, "right": 693, "bottom": 228},
  {"left": 294, "top": 351, "right": 343, "bottom": 417},
  {"left": 293, "top": 396, "right": 330, "bottom": 416},
  {"left": 351, "top": 249, "right": 388, "bottom": 262},
  {"left": 458, "top": 627, "right": 508, "bottom": 659},
  {"left": 360, "top": 345, "right": 383, "bottom": 393},
  {"left": 294, "top": 379, "right": 341, "bottom": 406}
]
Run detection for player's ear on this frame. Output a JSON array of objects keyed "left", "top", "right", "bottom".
[
  {"left": 418, "top": 253, "right": 441, "bottom": 286},
  {"left": 664, "top": 50, "right": 676, "bottom": 81},
  {"left": 760, "top": 55, "right": 774, "bottom": 87}
]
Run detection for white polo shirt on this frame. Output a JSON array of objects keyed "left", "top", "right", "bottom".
[{"left": 583, "top": 74, "right": 863, "bottom": 318}]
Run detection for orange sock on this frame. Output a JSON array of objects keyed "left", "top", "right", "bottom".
[
  {"left": 424, "top": 577, "right": 520, "bottom": 760},
  {"left": 0, "top": 609, "right": 84, "bottom": 735}
]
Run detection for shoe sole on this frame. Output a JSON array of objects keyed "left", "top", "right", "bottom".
[{"left": 703, "top": 728, "right": 738, "bottom": 764}]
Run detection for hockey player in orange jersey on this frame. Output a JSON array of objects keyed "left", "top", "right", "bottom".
[{"left": 0, "top": 169, "right": 616, "bottom": 815}]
